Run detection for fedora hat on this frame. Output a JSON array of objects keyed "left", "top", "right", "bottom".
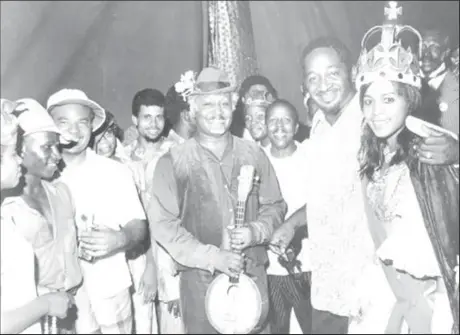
[{"left": 190, "top": 67, "right": 236, "bottom": 96}]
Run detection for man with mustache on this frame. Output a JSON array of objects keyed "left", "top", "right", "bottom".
[
  {"left": 123, "top": 88, "right": 173, "bottom": 334},
  {"left": 270, "top": 37, "right": 378, "bottom": 334},
  {"left": 147, "top": 67, "right": 287, "bottom": 333},
  {"left": 1, "top": 98, "right": 82, "bottom": 333},
  {"left": 47, "top": 89, "right": 148, "bottom": 334}
]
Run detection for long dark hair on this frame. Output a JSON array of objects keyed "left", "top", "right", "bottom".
[{"left": 358, "top": 81, "right": 422, "bottom": 181}]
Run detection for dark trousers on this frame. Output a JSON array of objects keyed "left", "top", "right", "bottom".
[
  {"left": 311, "top": 308, "right": 349, "bottom": 334},
  {"left": 267, "top": 272, "right": 312, "bottom": 334}
]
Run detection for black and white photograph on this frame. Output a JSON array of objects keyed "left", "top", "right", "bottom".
[{"left": 0, "top": 1, "right": 459, "bottom": 334}]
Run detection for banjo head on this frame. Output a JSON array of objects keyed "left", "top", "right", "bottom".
[{"left": 205, "top": 273, "right": 266, "bottom": 334}]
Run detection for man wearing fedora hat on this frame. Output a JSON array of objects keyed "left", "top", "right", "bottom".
[
  {"left": 46, "top": 89, "right": 148, "bottom": 334},
  {"left": 147, "top": 67, "right": 286, "bottom": 333}
]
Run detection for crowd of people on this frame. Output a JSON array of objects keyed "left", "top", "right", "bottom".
[{"left": 1, "top": 2, "right": 459, "bottom": 334}]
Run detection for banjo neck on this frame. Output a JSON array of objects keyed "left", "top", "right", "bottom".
[
  {"left": 229, "top": 165, "right": 255, "bottom": 283},
  {"left": 229, "top": 200, "right": 248, "bottom": 285},
  {"left": 234, "top": 200, "right": 246, "bottom": 232}
]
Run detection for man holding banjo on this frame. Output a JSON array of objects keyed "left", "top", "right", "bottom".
[{"left": 147, "top": 67, "right": 286, "bottom": 334}]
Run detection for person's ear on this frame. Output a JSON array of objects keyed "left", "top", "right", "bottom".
[{"left": 131, "top": 116, "right": 138, "bottom": 126}]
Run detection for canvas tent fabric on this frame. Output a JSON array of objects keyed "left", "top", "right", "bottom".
[{"left": 1, "top": 1, "right": 458, "bottom": 128}]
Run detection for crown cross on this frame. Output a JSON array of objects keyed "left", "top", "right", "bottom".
[
  {"left": 384, "top": 1, "right": 402, "bottom": 21},
  {"left": 373, "top": 46, "right": 400, "bottom": 67}
]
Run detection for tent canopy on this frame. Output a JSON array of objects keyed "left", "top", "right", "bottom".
[{"left": 1, "top": 1, "right": 458, "bottom": 127}]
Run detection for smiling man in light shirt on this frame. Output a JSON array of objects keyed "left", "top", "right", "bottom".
[
  {"left": 270, "top": 37, "right": 378, "bottom": 334},
  {"left": 47, "top": 88, "right": 148, "bottom": 334},
  {"left": 264, "top": 99, "right": 312, "bottom": 334}
]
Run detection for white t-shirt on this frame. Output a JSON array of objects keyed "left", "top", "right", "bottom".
[
  {"left": 265, "top": 143, "right": 311, "bottom": 276},
  {"left": 59, "top": 149, "right": 146, "bottom": 299},
  {"left": 1, "top": 211, "right": 42, "bottom": 334}
]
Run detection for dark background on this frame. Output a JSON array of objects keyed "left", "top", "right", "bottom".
[{"left": 1, "top": 1, "right": 458, "bottom": 127}]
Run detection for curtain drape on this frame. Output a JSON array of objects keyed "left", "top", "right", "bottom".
[{"left": 206, "top": 0, "right": 259, "bottom": 88}]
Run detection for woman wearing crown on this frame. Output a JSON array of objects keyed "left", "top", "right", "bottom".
[{"left": 348, "top": 2, "right": 459, "bottom": 334}]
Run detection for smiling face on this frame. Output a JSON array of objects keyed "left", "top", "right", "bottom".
[
  {"left": 244, "top": 105, "right": 268, "bottom": 142},
  {"left": 266, "top": 104, "right": 298, "bottom": 150},
  {"left": 50, "top": 104, "right": 93, "bottom": 155},
  {"left": 303, "top": 47, "right": 353, "bottom": 117},
  {"left": 1, "top": 142, "right": 22, "bottom": 190},
  {"left": 22, "top": 131, "right": 61, "bottom": 180},
  {"left": 95, "top": 127, "right": 117, "bottom": 158},
  {"left": 421, "top": 30, "right": 450, "bottom": 76},
  {"left": 133, "top": 105, "right": 165, "bottom": 142},
  {"left": 361, "top": 80, "right": 409, "bottom": 141},
  {"left": 193, "top": 93, "right": 233, "bottom": 137}
]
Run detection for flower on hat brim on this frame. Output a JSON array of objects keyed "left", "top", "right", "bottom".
[{"left": 174, "top": 70, "right": 197, "bottom": 102}]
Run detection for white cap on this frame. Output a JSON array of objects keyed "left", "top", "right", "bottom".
[
  {"left": 15, "top": 98, "right": 61, "bottom": 137},
  {"left": 46, "top": 89, "right": 106, "bottom": 132}
]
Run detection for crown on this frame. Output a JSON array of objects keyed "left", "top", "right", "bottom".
[{"left": 354, "top": 1, "right": 423, "bottom": 91}]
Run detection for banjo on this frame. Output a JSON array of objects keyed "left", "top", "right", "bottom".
[{"left": 205, "top": 165, "right": 269, "bottom": 334}]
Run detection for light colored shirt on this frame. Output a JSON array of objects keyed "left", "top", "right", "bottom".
[
  {"left": 265, "top": 143, "right": 311, "bottom": 276},
  {"left": 59, "top": 148, "right": 146, "bottom": 299},
  {"left": 1, "top": 181, "right": 82, "bottom": 294},
  {"left": 300, "top": 95, "right": 377, "bottom": 317},
  {"left": 426, "top": 63, "right": 448, "bottom": 91},
  {"left": 167, "top": 129, "right": 186, "bottom": 145},
  {"left": 1, "top": 213, "right": 42, "bottom": 334},
  {"left": 123, "top": 136, "right": 180, "bottom": 302}
]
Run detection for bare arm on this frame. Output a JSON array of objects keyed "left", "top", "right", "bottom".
[
  {"left": 269, "top": 205, "right": 307, "bottom": 255},
  {"left": 118, "top": 219, "right": 148, "bottom": 253},
  {"left": 285, "top": 205, "right": 307, "bottom": 230},
  {"left": 116, "top": 164, "right": 149, "bottom": 252},
  {"left": 1, "top": 296, "right": 48, "bottom": 334},
  {"left": 0, "top": 290, "right": 74, "bottom": 335}
]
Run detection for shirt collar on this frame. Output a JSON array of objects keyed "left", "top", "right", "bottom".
[
  {"left": 194, "top": 134, "right": 234, "bottom": 162},
  {"left": 423, "top": 63, "right": 448, "bottom": 90},
  {"left": 168, "top": 129, "right": 185, "bottom": 144},
  {"left": 310, "top": 93, "right": 359, "bottom": 134}
]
